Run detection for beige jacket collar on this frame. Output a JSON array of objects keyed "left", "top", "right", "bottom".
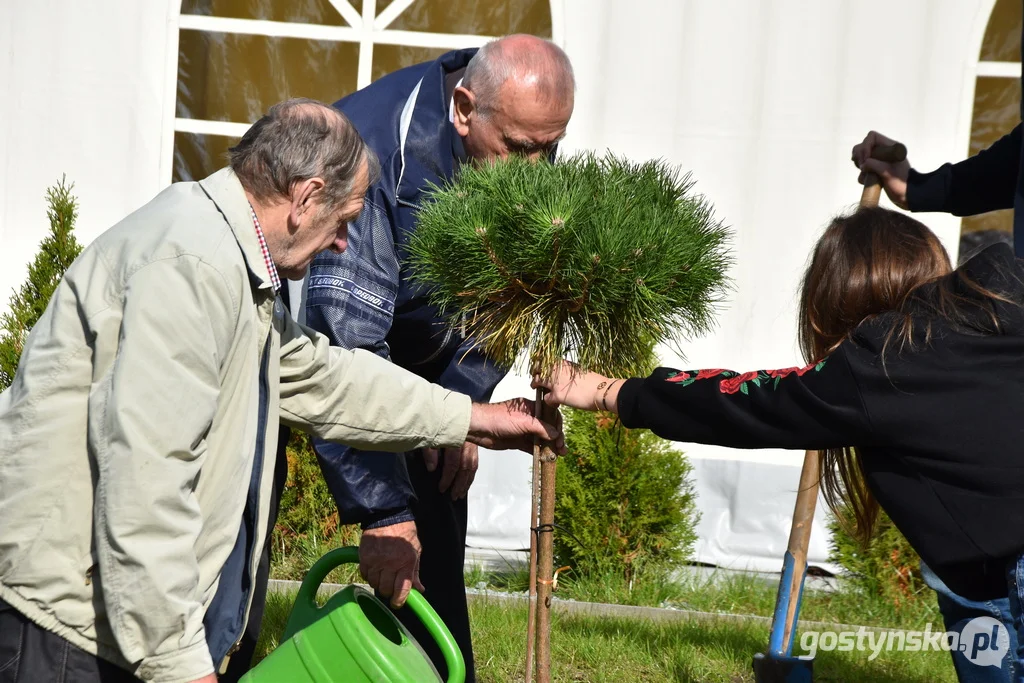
[{"left": 199, "top": 168, "right": 276, "bottom": 292}]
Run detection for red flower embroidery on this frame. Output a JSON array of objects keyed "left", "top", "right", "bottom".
[
  {"left": 720, "top": 371, "right": 759, "bottom": 394},
  {"left": 796, "top": 362, "right": 819, "bottom": 376},
  {"left": 696, "top": 368, "right": 728, "bottom": 380},
  {"left": 666, "top": 371, "right": 692, "bottom": 383},
  {"left": 766, "top": 367, "right": 798, "bottom": 379}
]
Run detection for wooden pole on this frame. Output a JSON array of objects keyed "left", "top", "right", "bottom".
[
  {"left": 759, "top": 140, "right": 910, "bottom": 676},
  {"left": 534, "top": 401, "right": 559, "bottom": 683},
  {"left": 768, "top": 450, "right": 820, "bottom": 656},
  {"left": 524, "top": 389, "right": 543, "bottom": 683}
]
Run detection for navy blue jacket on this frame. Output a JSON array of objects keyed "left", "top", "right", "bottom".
[{"left": 306, "top": 49, "right": 507, "bottom": 528}]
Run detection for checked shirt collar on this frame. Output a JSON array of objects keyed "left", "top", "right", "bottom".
[{"left": 249, "top": 204, "right": 281, "bottom": 292}]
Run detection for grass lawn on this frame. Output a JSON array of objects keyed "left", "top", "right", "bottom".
[
  {"left": 464, "top": 562, "right": 943, "bottom": 630},
  {"left": 254, "top": 579, "right": 958, "bottom": 683}
]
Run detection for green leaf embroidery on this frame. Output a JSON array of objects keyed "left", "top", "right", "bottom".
[
  {"left": 752, "top": 378, "right": 761, "bottom": 387},
  {"left": 739, "top": 383, "right": 749, "bottom": 395}
]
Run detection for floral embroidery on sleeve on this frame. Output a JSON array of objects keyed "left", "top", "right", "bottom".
[
  {"left": 720, "top": 360, "right": 828, "bottom": 395},
  {"left": 666, "top": 369, "right": 732, "bottom": 385},
  {"left": 663, "top": 360, "right": 828, "bottom": 395}
]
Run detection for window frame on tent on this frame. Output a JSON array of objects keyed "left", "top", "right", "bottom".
[
  {"left": 958, "top": 0, "right": 1021, "bottom": 239},
  {"left": 160, "top": 0, "right": 566, "bottom": 184}
]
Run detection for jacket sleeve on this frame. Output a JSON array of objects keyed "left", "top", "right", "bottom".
[
  {"left": 92, "top": 258, "right": 232, "bottom": 683},
  {"left": 616, "top": 347, "right": 875, "bottom": 451},
  {"left": 278, "top": 316, "right": 471, "bottom": 452},
  {"left": 907, "top": 124, "right": 1021, "bottom": 216},
  {"left": 303, "top": 195, "right": 418, "bottom": 528}
]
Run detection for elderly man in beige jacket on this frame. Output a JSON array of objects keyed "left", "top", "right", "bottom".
[{"left": 0, "top": 98, "right": 561, "bottom": 683}]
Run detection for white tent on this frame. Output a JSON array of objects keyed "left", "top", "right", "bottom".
[{"left": 0, "top": 0, "right": 1011, "bottom": 574}]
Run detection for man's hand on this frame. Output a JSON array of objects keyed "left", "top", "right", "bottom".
[
  {"left": 467, "top": 398, "right": 565, "bottom": 455},
  {"left": 851, "top": 130, "right": 911, "bottom": 209},
  {"left": 424, "top": 442, "right": 479, "bottom": 500},
  {"left": 359, "top": 521, "right": 423, "bottom": 608}
]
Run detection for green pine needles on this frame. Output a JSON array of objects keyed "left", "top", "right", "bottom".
[
  {"left": 0, "top": 177, "right": 82, "bottom": 389},
  {"left": 407, "top": 153, "right": 731, "bottom": 377}
]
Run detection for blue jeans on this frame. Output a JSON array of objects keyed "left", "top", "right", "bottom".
[
  {"left": 921, "top": 561, "right": 1018, "bottom": 682},
  {"left": 1006, "top": 555, "right": 1024, "bottom": 683}
]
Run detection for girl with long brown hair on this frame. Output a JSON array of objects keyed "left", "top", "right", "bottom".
[
  {"left": 799, "top": 207, "right": 951, "bottom": 546},
  {"left": 797, "top": 209, "right": 1016, "bottom": 682},
  {"left": 537, "top": 207, "right": 1024, "bottom": 676}
]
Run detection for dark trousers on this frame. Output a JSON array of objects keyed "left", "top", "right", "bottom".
[
  {"left": 392, "top": 451, "right": 474, "bottom": 683},
  {"left": 0, "top": 599, "right": 139, "bottom": 683}
]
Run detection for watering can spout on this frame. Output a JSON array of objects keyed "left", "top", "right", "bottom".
[{"left": 241, "top": 546, "right": 465, "bottom": 683}]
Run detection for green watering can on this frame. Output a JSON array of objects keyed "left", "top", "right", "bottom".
[{"left": 241, "top": 546, "right": 465, "bottom": 683}]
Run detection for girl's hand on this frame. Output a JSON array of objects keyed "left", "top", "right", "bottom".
[{"left": 532, "top": 360, "right": 620, "bottom": 412}]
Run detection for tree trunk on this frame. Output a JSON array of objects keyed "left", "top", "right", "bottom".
[{"left": 534, "top": 401, "right": 559, "bottom": 683}]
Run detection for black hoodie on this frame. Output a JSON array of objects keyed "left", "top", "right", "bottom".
[{"left": 617, "top": 244, "right": 1024, "bottom": 600}]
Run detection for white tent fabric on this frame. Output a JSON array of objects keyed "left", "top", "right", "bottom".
[
  {"left": 0, "top": 0, "right": 1000, "bottom": 574},
  {"left": 0, "top": 0, "right": 179, "bottom": 272}
]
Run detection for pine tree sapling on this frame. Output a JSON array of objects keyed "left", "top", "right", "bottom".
[
  {"left": 408, "top": 153, "right": 729, "bottom": 681},
  {"left": 0, "top": 177, "right": 82, "bottom": 389},
  {"left": 407, "top": 153, "right": 731, "bottom": 377}
]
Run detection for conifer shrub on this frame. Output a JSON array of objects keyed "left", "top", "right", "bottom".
[
  {"left": 408, "top": 153, "right": 726, "bottom": 591},
  {"left": 554, "top": 407, "right": 700, "bottom": 584},
  {"left": 828, "top": 506, "right": 925, "bottom": 607},
  {"left": 271, "top": 431, "right": 360, "bottom": 579},
  {"left": 0, "top": 177, "right": 83, "bottom": 389},
  {"left": 407, "top": 153, "right": 731, "bottom": 378}
]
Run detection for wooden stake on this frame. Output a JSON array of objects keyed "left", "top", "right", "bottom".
[
  {"left": 524, "top": 389, "right": 543, "bottom": 683},
  {"left": 535, "top": 401, "right": 559, "bottom": 683},
  {"left": 773, "top": 450, "right": 820, "bottom": 655}
]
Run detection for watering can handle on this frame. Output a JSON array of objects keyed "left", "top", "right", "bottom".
[
  {"left": 405, "top": 589, "right": 467, "bottom": 683},
  {"left": 290, "top": 546, "right": 466, "bottom": 683},
  {"left": 284, "top": 546, "right": 361, "bottom": 640}
]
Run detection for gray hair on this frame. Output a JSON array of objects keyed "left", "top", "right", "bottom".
[
  {"left": 229, "top": 98, "right": 379, "bottom": 208},
  {"left": 462, "top": 35, "right": 575, "bottom": 115}
]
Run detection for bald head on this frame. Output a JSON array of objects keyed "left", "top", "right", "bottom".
[
  {"left": 453, "top": 36, "right": 575, "bottom": 161},
  {"left": 463, "top": 34, "right": 575, "bottom": 114}
]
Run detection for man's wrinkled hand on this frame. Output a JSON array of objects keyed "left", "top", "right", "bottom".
[
  {"left": 467, "top": 398, "right": 565, "bottom": 455},
  {"left": 425, "top": 442, "right": 479, "bottom": 501},
  {"left": 359, "top": 521, "right": 423, "bottom": 608}
]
